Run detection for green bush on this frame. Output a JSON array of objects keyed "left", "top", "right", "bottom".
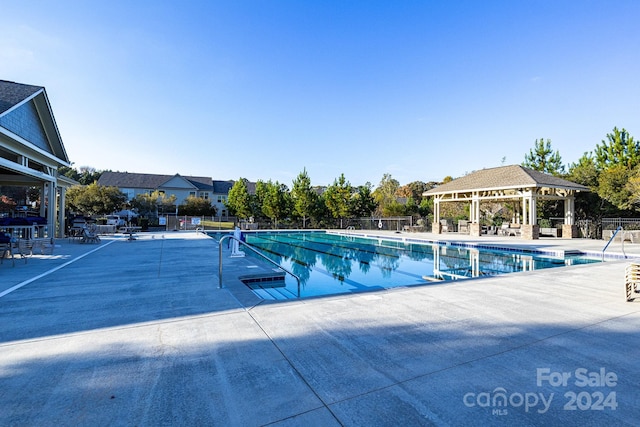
[{"left": 538, "top": 219, "right": 552, "bottom": 228}]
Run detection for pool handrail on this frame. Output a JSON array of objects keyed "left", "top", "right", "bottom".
[
  {"left": 218, "top": 235, "right": 302, "bottom": 297},
  {"left": 602, "top": 225, "right": 626, "bottom": 259}
]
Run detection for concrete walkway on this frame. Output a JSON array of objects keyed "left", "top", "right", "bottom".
[{"left": 1, "top": 230, "right": 639, "bottom": 426}]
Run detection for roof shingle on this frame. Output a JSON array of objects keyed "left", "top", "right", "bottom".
[
  {"left": 424, "top": 165, "right": 589, "bottom": 195},
  {"left": 0, "top": 80, "right": 43, "bottom": 115}
]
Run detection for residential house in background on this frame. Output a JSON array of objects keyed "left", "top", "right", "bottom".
[{"left": 97, "top": 171, "right": 234, "bottom": 218}]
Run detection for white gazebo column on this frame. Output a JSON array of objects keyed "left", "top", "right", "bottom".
[
  {"left": 521, "top": 192, "right": 539, "bottom": 240},
  {"left": 469, "top": 193, "right": 481, "bottom": 237},
  {"left": 58, "top": 186, "right": 67, "bottom": 238},
  {"left": 46, "top": 181, "right": 56, "bottom": 238},
  {"left": 562, "top": 195, "right": 577, "bottom": 238},
  {"left": 528, "top": 194, "right": 537, "bottom": 226},
  {"left": 432, "top": 196, "right": 442, "bottom": 234}
]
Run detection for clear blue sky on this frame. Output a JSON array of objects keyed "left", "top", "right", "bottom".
[{"left": 2, "top": 1, "right": 639, "bottom": 187}]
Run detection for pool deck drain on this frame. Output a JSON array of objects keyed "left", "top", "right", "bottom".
[{"left": 1, "top": 230, "right": 639, "bottom": 425}]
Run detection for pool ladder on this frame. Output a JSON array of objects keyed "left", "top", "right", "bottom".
[
  {"left": 218, "top": 235, "right": 302, "bottom": 297},
  {"left": 602, "top": 225, "right": 626, "bottom": 259}
]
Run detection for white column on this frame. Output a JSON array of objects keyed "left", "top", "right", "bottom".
[
  {"left": 471, "top": 193, "right": 480, "bottom": 223},
  {"left": 529, "top": 195, "right": 537, "bottom": 226},
  {"left": 40, "top": 182, "right": 47, "bottom": 218},
  {"left": 565, "top": 196, "right": 575, "bottom": 225},
  {"left": 47, "top": 181, "right": 56, "bottom": 238},
  {"left": 58, "top": 186, "right": 66, "bottom": 238}
]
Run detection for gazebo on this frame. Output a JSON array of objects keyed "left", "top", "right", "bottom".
[
  {"left": 423, "top": 165, "right": 589, "bottom": 239},
  {"left": 1, "top": 80, "right": 72, "bottom": 238}
]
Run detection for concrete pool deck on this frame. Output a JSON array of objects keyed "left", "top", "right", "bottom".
[{"left": 1, "top": 230, "right": 639, "bottom": 426}]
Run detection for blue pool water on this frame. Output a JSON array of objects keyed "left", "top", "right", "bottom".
[{"left": 214, "top": 231, "right": 601, "bottom": 300}]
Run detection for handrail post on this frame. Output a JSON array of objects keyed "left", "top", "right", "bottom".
[
  {"left": 218, "top": 237, "right": 224, "bottom": 288},
  {"left": 602, "top": 225, "right": 626, "bottom": 259}
]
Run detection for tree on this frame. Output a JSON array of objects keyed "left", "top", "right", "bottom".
[
  {"left": 253, "top": 180, "right": 269, "bottom": 220},
  {"left": 27, "top": 186, "right": 40, "bottom": 208},
  {"left": 522, "top": 138, "right": 564, "bottom": 175},
  {"left": 598, "top": 164, "right": 633, "bottom": 211},
  {"left": 404, "top": 197, "right": 418, "bottom": 216},
  {"left": 178, "top": 196, "right": 216, "bottom": 216},
  {"left": 0, "top": 194, "right": 17, "bottom": 212},
  {"left": 350, "top": 183, "right": 377, "bottom": 218},
  {"left": 129, "top": 190, "right": 177, "bottom": 219},
  {"left": 567, "top": 153, "right": 604, "bottom": 219},
  {"left": 324, "top": 174, "right": 352, "bottom": 225},
  {"left": 59, "top": 166, "right": 103, "bottom": 185},
  {"left": 383, "top": 200, "right": 407, "bottom": 217},
  {"left": 567, "top": 152, "right": 599, "bottom": 188},
  {"left": 261, "top": 181, "right": 291, "bottom": 228},
  {"left": 226, "top": 178, "right": 252, "bottom": 219},
  {"left": 396, "top": 181, "right": 432, "bottom": 204},
  {"left": 66, "top": 183, "right": 127, "bottom": 216},
  {"left": 594, "top": 127, "right": 640, "bottom": 171},
  {"left": 373, "top": 173, "right": 400, "bottom": 216},
  {"left": 626, "top": 168, "right": 640, "bottom": 211},
  {"left": 291, "top": 168, "right": 318, "bottom": 228},
  {"left": 418, "top": 198, "right": 433, "bottom": 217}
]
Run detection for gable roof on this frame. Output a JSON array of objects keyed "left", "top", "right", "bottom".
[
  {"left": 0, "top": 80, "right": 43, "bottom": 115},
  {"left": 0, "top": 79, "right": 69, "bottom": 164},
  {"left": 98, "top": 171, "right": 214, "bottom": 191},
  {"left": 213, "top": 180, "right": 233, "bottom": 194},
  {"left": 424, "top": 165, "right": 589, "bottom": 195}
]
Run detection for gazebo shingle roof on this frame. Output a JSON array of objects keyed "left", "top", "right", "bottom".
[
  {"left": 424, "top": 165, "right": 589, "bottom": 195},
  {"left": 0, "top": 80, "right": 43, "bottom": 115}
]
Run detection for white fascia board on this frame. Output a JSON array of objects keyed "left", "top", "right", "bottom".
[
  {"left": 0, "top": 88, "right": 43, "bottom": 119},
  {"left": 37, "top": 89, "right": 70, "bottom": 163},
  {"left": 0, "top": 156, "right": 55, "bottom": 181},
  {"left": 0, "top": 126, "right": 70, "bottom": 167}
]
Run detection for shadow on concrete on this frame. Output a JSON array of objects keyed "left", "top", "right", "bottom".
[
  {"left": 1, "top": 317, "right": 638, "bottom": 426},
  {"left": 0, "top": 236, "right": 250, "bottom": 343}
]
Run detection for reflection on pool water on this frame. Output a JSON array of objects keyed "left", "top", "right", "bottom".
[{"left": 215, "top": 231, "right": 602, "bottom": 300}]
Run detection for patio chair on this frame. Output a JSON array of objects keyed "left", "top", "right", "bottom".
[
  {"left": 16, "top": 238, "right": 34, "bottom": 259},
  {"left": 625, "top": 263, "right": 640, "bottom": 301},
  {"left": 81, "top": 225, "right": 101, "bottom": 244},
  {"left": 32, "top": 238, "right": 55, "bottom": 255},
  {"left": 0, "top": 233, "right": 14, "bottom": 266}
]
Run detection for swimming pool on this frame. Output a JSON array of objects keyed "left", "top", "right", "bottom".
[{"left": 215, "top": 231, "right": 601, "bottom": 300}]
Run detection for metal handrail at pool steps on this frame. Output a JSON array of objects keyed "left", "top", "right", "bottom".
[{"left": 218, "top": 234, "right": 302, "bottom": 297}]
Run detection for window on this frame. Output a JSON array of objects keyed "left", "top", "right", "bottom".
[{"left": 122, "top": 188, "right": 135, "bottom": 200}]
